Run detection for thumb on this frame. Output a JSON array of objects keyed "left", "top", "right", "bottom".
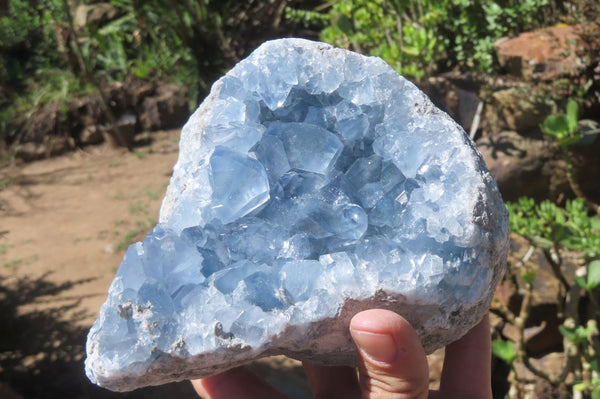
[{"left": 350, "top": 310, "right": 429, "bottom": 399}]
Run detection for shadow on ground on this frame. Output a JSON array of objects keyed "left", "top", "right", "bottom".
[
  {"left": 0, "top": 273, "right": 198, "bottom": 399},
  {"left": 0, "top": 274, "right": 312, "bottom": 399}
]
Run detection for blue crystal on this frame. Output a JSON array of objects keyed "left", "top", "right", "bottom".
[
  {"left": 208, "top": 146, "right": 270, "bottom": 224},
  {"left": 266, "top": 122, "right": 343, "bottom": 175},
  {"left": 213, "top": 260, "right": 268, "bottom": 294},
  {"left": 86, "top": 38, "right": 508, "bottom": 392},
  {"left": 308, "top": 202, "right": 368, "bottom": 240},
  {"left": 344, "top": 155, "right": 383, "bottom": 192},
  {"left": 241, "top": 271, "right": 285, "bottom": 311},
  {"left": 281, "top": 260, "right": 323, "bottom": 303},
  {"left": 334, "top": 102, "right": 369, "bottom": 141},
  {"left": 252, "top": 134, "right": 290, "bottom": 181}
]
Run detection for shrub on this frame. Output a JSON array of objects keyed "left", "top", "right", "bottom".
[{"left": 288, "top": 0, "right": 558, "bottom": 80}]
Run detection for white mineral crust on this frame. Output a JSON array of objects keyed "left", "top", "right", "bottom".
[{"left": 85, "top": 38, "right": 509, "bottom": 391}]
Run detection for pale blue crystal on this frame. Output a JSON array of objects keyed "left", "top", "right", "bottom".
[
  {"left": 344, "top": 155, "right": 383, "bottom": 192},
  {"left": 252, "top": 134, "right": 290, "bottom": 181},
  {"left": 334, "top": 102, "right": 369, "bottom": 141},
  {"left": 241, "top": 270, "right": 285, "bottom": 311},
  {"left": 303, "top": 106, "right": 333, "bottom": 128},
  {"left": 281, "top": 260, "right": 323, "bottom": 303},
  {"left": 86, "top": 38, "right": 508, "bottom": 392},
  {"left": 266, "top": 122, "right": 343, "bottom": 175},
  {"left": 208, "top": 146, "right": 270, "bottom": 224}
]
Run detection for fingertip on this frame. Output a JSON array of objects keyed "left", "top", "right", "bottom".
[
  {"left": 191, "top": 367, "right": 288, "bottom": 399},
  {"left": 439, "top": 314, "right": 492, "bottom": 399},
  {"left": 350, "top": 309, "right": 429, "bottom": 399},
  {"left": 350, "top": 309, "right": 408, "bottom": 335},
  {"left": 350, "top": 309, "right": 423, "bottom": 355}
]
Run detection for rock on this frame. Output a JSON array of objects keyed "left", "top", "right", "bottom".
[
  {"left": 139, "top": 83, "right": 188, "bottom": 131},
  {"left": 495, "top": 26, "right": 589, "bottom": 81},
  {"left": 488, "top": 86, "right": 554, "bottom": 132},
  {"left": 85, "top": 38, "right": 509, "bottom": 391},
  {"left": 420, "top": 75, "right": 482, "bottom": 133},
  {"left": 80, "top": 125, "right": 104, "bottom": 146},
  {"left": 477, "top": 130, "right": 600, "bottom": 202},
  {"left": 477, "top": 131, "right": 566, "bottom": 201},
  {"left": 14, "top": 136, "right": 71, "bottom": 162},
  {"left": 101, "top": 116, "right": 136, "bottom": 149},
  {"left": 511, "top": 352, "right": 571, "bottom": 399},
  {"left": 501, "top": 234, "right": 576, "bottom": 355}
]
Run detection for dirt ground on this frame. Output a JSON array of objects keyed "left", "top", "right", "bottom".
[{"left": 0, "top": 130, "right": 443, "bottom": 399}]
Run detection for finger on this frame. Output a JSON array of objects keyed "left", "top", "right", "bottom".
[
  {"left": 302, "top": 362, "right": 360, "bottom": 399},
  {"left": 191, "top": 366, "right": 289, "bottom": 399},
  {"left": 438, "top": 313, "right": 492, "bottom": 399},
  {"left": 350, "top": 309, "right": 429, "bottom": 399}
]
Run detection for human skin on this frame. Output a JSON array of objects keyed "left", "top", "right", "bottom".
[{"left": 192, "top": 309, "right": 493, "bottom": 399}]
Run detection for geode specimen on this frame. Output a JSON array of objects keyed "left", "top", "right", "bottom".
[{"left": 86, "top": 38, "right": 509, "bottom": 391}]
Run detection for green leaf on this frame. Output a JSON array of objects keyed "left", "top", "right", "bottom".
[
  {"left": 575, "top": 275, "right": 588, "bottom": 289},
  {"left": 560, "top": 322, "right": 596, "bottom": 344},
  {"left": 542, "top": 114, "right": 569, "bottom": 138},
  {"left": 575, "top": 120, "right": 599, "bottom": 146},
  {"left": 334, "top": 14, "right": 353, "bottom": 35},
  {"left": 402, "top": 45, "right": 421, "bottom": 57},
  {"left": 492, "top": 339, "right": 517, "bottom": 364},
  {"left": 590, "top": 357, "right": 600, "bottom": 373},
  {"left": 521, "top": 271, "right": 537, "bottom": 285},
  {"left": 530, "top": 236, "right": 553, "bottom": 250},
  {"left": 551, "top": 222, "right": 570, "bottom": 243},
  {"left": 559, "top": 324, "right": 575, "bottom": 341},
  {"left": 566, "top": 99, "right": 579, "bottom": 133},
  {"left": 558, "top": 135, "right": 583, "bottom": 147},
  {"left": 587, "top": 260, "right": 600, "bottom": 290},
  {"left": 574, "top": 382, "right": 587, "bottom": 392}
]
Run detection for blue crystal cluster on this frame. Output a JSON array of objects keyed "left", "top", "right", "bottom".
[{"left": 86, "top": 39, "right": 508, "bottom": 391}]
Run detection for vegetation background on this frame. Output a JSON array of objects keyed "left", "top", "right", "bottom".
[{"left": 1, "top": 0, "right": 600, "bottom": 398}]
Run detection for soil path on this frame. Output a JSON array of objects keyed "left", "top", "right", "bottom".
[{"left": 1, "top": 132, "right": 179, "bottom": 328}]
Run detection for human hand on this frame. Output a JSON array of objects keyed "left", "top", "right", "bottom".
[{"left": 191, "top": 310, "right": 493, "bottom": 399}]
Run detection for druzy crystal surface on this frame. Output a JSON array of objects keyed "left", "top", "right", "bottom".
[{"left": 86, "top": 38, "right": 509, "bottom": 391}]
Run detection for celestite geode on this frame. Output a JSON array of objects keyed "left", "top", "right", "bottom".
[{"left": 85, "top": 38, "right": 509, "bottom": 391}]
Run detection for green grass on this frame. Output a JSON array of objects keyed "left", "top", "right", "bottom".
[
  {"left": 115, "top": 218, "right": 155, "bottom": 250},
  {"left": 144, "top": 189, "right": 159, "bottom": 201},
  {"left": 108, "top": 161, "right": 121, "bottom": 167},
  {"left": 137, "top": 218, "right": 156, "bottom": 228},
  {"left": 112, "top": 192, "right": 126, "bottom": 201},
  {"left": 4, "top": 258, "right": 22, "bottom": 268},
  {"left": 128, "top": 202, "right": 147, "bottom": 214},
  {"left": 0, "top": 177, "right": 16, "bottom": 188},
  {"left": 117, "top": 230, "right": 139, "bottom": 250}
]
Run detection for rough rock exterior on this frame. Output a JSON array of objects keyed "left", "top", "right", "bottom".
[{"left": 85, "top": 38, "right": 509, "bottom": 392}]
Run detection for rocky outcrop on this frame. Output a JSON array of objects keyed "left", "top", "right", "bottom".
[
  {"left": 8, "top": 80, "right": 189, "bottom": 161},
  {"left": 494, "top": 25, "right": 590, "bottom": 81}
]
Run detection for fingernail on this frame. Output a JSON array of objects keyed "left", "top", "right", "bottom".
[{"left": 350, "top": 329, "right": 397, "bottom": 363}]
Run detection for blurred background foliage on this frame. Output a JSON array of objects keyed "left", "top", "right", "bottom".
[
  {"left": 289, "top": 0, "right": 558, "bottom": 79},
  {"left": 2, "top": 0, "right": 597, "bottom": 143}
]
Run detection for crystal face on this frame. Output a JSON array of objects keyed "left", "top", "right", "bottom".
[{"left": 86, "top": 38, "right": 509, "bottom": 392}]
